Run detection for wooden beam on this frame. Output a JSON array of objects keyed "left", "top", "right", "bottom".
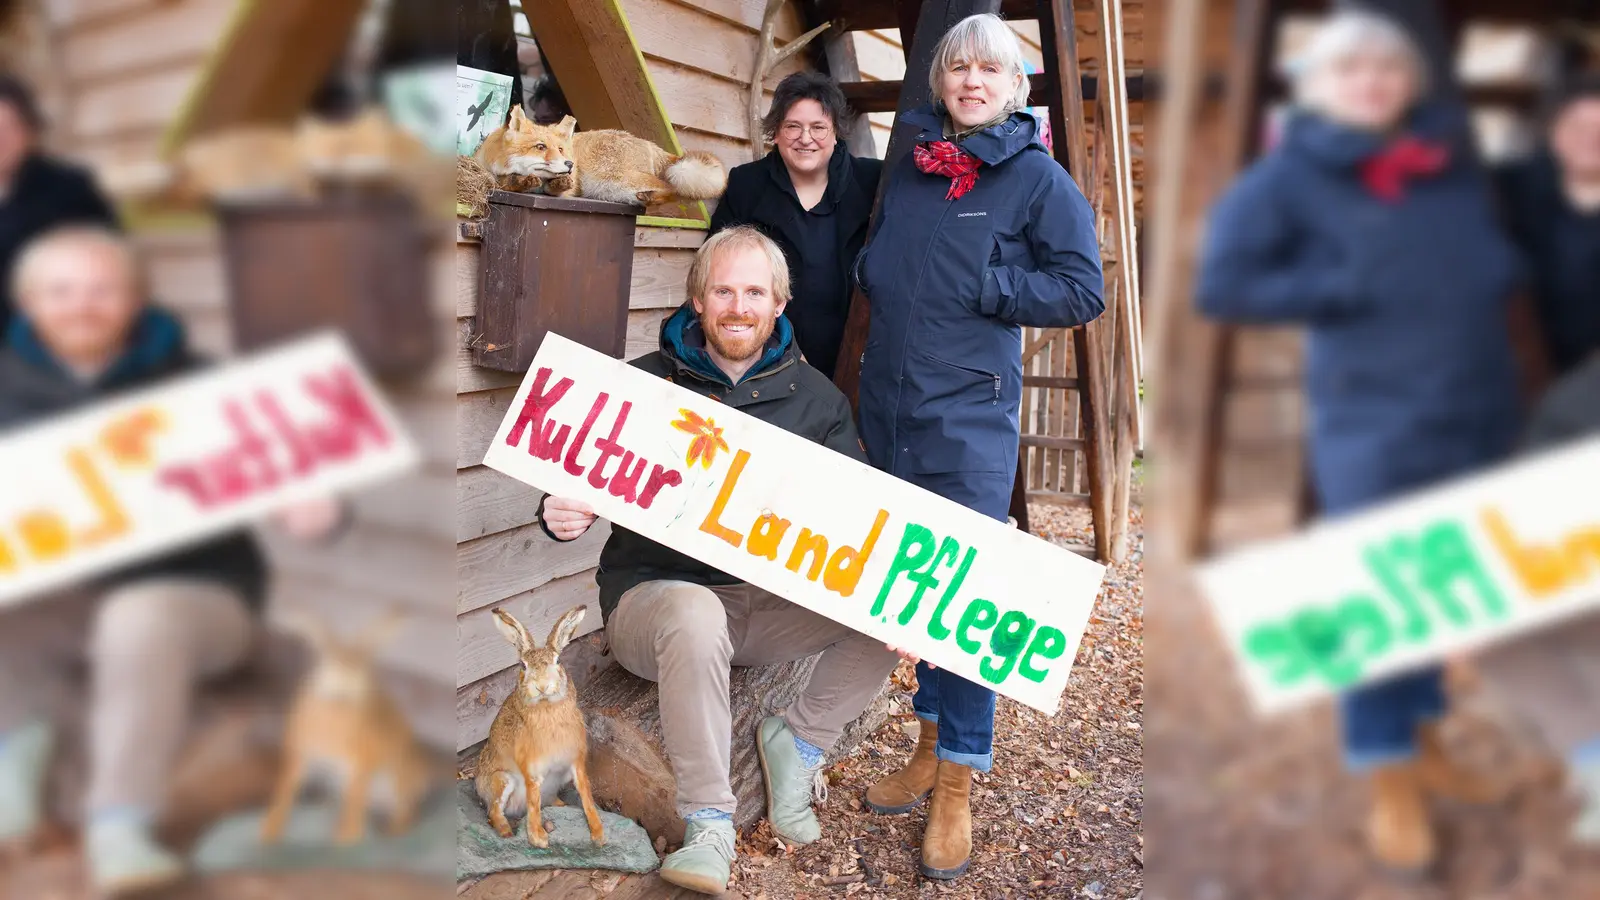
[
  {"left": 1023, "top": 374, "right": 1082, "bottom": 389},
  {"left": 1021, "top": 435, "right": 1088, "bottom": 452},
  {"left": 816, "top": 0, "right": 1041, "bottom": 29},
  {"left": 161, "top": 0, "right": 367, "bottom": 154}
]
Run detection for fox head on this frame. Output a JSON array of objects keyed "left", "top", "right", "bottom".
[{"left": 492, "top": 108, "right": 575, "bottom": 178}]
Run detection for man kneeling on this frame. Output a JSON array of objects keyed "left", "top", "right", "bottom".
[{"left": 539, "top": 226, "right": 900, "bottom": 895}]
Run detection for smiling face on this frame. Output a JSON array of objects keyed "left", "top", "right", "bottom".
[
  {"left": 1309, "top": 46, "right": 1417, "bottom": 132},
  {"left": 1552, "top": 97, "right": 1600, "bottom": 182},
  {"left": 16, "top": 233, "right": 143, "bottom": 374},
  {"left": 692, "top": 243, "right": 787, "bottom": 378},
  {"left": 775, "top": 98, "right": 836, "bottom": 179},
  {"left": 939, "top": 54, "right": 1023, "bottom": 131}
]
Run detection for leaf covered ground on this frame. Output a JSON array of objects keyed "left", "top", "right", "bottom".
[
  {"left": 1143, "top": 548, "right": 1600, "bottom": 899},
  {"left": 727, "top": 504, "right": 1145, "bottom": 900}
]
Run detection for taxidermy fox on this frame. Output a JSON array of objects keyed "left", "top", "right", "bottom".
[{"left": 474, "top": 106, "right": 725, "bottom": 207}]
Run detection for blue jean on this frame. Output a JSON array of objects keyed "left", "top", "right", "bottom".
[
  {"left": 912, "top": 663, "right": 996, "bottom": 772},
  {"left": 1340, "top": 666, "right": 1446, "bottom": 771},
  {"left": 889, "top": 468, "right": 1013, "bottom": 774}
]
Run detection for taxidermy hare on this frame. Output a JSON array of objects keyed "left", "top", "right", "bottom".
[
  {"left": 474, "top": 606, "right": 605, "bottom": 848},
  {"left": 260, "top": 610, "right": 435, "bottom": 846},
  {"left": 474, "top": 106, "right": 724, "bottom": 206}
]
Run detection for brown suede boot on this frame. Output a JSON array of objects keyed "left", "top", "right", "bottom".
[
  {"left": 919, "top": 760, "right": 973, "bottom": 880},
  {"left": 1415, "top": 720, "right": 1506, "bottom": 804},
  {"left": 864, "top": 717, "right": 938, "bottom": 814},
  {"left": 1367, "top": 763, "right": 1436, "bottom": 874}
]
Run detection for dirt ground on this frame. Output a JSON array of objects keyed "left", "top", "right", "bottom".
[
  {"left": 1143, "top": 549, "right": 1600, "bottom": 900},
  {"left": 724, "top": 503, "right": 1145, "bottom": 900}
]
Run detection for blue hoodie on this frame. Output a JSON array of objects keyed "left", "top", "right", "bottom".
[
  {"left": 1196, "top": 104, "right": 1527, "bottom": 514},
  {"left": 855, "top": 105, "right": 1104, "bottom": 514}
]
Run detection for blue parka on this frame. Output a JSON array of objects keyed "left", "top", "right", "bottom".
[
  {"left": 1196, "top": 105, "right": 1526, "bottom": 515},
  {"left": 855, "top": 106, "right": 1104, "bottom": 517}
]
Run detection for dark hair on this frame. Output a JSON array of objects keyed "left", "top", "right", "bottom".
[
  {"left": 0, "top": 73, "right": 42, "bottom": 132},
  {"left": 1543, "top": 72, "right": 1600, "bottom": 130},
  {"left": 761, "top": 71, "right": 854, "bottom": 142}
]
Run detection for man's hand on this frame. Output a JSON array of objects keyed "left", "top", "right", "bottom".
[
  {"left": 272, "top": 496, "right": 347, "bottom": 542},
  {"left": 887, "top": 644, "right": 934, "bottom": 669},
  {"left": 542, "top": 496, "right": 597, "bottom": 541}
]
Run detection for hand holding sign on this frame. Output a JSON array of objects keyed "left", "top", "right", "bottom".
[
  {"left": 481, "top": 335, "right": 1106, "bottom": 715},
  {"left": 542, "top": 496, "right": 597, "bottom": 541}
]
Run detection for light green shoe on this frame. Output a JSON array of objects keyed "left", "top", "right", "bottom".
[
  {"left": 658, "top": 817, "right": 736, "bottom": 895},
  {"left": 0, "top": 720, "right": 53, "bottom": 843},
  {"left": 755, "top": 716, "right": 823, "bottom": 846},
  {"left": 87, "top": 813, "right": 185, "bottom": 896},
  {"left": 1571, "top": 758, "right": 1600, "bottom": 845}
]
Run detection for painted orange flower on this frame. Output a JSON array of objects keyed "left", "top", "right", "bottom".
[
  {"left": 672, "top": 408, "right": 730, "bottom": 469},
  {"left": 100, "top": 408, "right": 167, "bottom": 469}
]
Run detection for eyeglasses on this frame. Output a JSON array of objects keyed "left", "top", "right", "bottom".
[{"left": 779, "top": 122, "right": 833, "bottom": 142}]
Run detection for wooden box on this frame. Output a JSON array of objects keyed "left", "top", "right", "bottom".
[
  {"left": 217, "top": 191, "right": 440, "bottom": 379},
  {"left": 472, "top": 191, "right": 637, "bottom": 372}
]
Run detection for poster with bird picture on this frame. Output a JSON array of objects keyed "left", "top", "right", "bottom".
[{"left": 457, "top": 65, "right": 514, "bottom": 157}]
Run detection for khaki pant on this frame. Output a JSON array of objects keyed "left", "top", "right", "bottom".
[
  {"left": 0, "top": 578, "right": 255, "bottom": 816},
  {"left": 606, "top": 580, "right": 901, "bottom": 817},
  {"left": 1476, "top": 613, "right": 1600, "bottom": 760}
]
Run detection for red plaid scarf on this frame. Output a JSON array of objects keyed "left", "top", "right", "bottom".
[
  {"left": 1360, "top": 136, "right": 1450, "bottom": 202},
  {"left": 913, "top": 141, "right": 982, "bottom": 200}
]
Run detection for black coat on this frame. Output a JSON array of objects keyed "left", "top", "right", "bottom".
[
  {"left": 551, "top": 304, "right": 868, "bottom": 623},
  {"left": 0, "top": 308, "right": 269, "bottom": 609},
  {"left": 1494, "top": 154, "right": 1600, "bottom": 378},
  {"left": 709, "top": 144, "right": 881, "bottom": 379},
  {"left": 0, "top": 154, "right": 119, "bottom": 334}
]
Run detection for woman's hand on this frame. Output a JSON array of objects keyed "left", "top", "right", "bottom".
[
  {"left": 887, "top": 644, "right": 934, "bottom": 669},
  {"left": 542, "top": 496, "right": 597, "bottom": 541},
  {"left": 272, "top": 496, "right": 347, "bottom": 542}
]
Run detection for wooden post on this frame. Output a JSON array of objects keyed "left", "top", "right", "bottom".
[
  {"left": 804, "top": 1, "right": 882, "bottom": 159},
  {"left": 1150, "top": 0, "right": 1276, "bottom": 561},
  {"left": 1039, "top": 0, "right": 1114, "bottom": 560}
]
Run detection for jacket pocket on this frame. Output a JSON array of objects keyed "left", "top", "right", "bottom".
[{"left": 925, "top": 352, "right": 1002, "bottom": 404}]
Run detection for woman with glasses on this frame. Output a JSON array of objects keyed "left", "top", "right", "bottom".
[{"left": 708, "top": 72, "right": 880, "bottom": 379}]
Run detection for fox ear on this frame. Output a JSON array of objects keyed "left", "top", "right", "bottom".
[
  {"left": 508, "top": 105, "right": 529, "bottom": 130},
  {"left": 557, "top": 115, "right": 577, "bottom": 139}
]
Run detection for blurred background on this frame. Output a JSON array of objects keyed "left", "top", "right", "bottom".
[
  {"left": 1144, "top": 0, "right": 1600, "bottom": 897},
  {"left": 0, "top": 0, "right": 455, "bottom": 897}
]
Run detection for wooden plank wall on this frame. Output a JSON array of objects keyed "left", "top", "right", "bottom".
[
  {"left": 455, "top": 0, "right": 833, "bottom": 750},
  {"left": 40, "top": 0, "right": 457, "bottom": 750}
]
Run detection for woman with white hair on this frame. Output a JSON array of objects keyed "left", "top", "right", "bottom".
[
  {"left": 853, "top": 13, "right": 1104, "bottom": 881},
  {"left": 1196, "top": 10, "right": 1526, "bottom": 873}
]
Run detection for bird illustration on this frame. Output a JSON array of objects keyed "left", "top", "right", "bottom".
[{"left": 466, "top": 96, "right": 492, "bottom": 133}]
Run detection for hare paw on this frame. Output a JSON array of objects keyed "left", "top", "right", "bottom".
[
  {"left": 590, "top": 831, "right": 607, "bottom": 847},
  {"left": 528, "top": 828, "right": 550, "bottom": 849},
  {"left": 493, "top": 822, "right": 514, "bottom": 839}
]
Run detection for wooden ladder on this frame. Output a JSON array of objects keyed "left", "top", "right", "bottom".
[{"left": 801, "top": 0, "right": 1143, "bottom": 562}]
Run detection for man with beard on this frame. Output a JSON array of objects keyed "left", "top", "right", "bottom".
[{"left": 537, "top": 226, "right": 900, "bottom": 896}]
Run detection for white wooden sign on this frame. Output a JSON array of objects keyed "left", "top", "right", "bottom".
[
  {"left": 1197, "top": 435, "right": 1600, "bottom": 715},
  {"left": 0, "top": 333, "right": 419, "bottom": 606},
  {"left": 481, "top": 333, "right": 1108, "bottom": 714}
]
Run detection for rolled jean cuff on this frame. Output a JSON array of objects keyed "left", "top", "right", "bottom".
[
  {"left": 935, "top": 744, "right": 993, "bottom": 773},
  {"left": 1342, "top": 745, "right": 1419, "bottom": 774},
  {"left": 912, "top": 708, "right": 938, "bottom": 725},
  {"left": 1574, "top": 737, "right": 1600, "bottom": 767}
]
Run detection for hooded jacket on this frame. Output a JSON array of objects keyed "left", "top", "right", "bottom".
[
  {"left": 0, "top": 308, "right": 269, "bottom": 607},
  {"left": 1196, "top": 104, "right": 1527, "bottom": 515},
  {"left": 569, "top": 304, "right": 868, "bottom": 623},
  {"left": 854, "top": 105, "right": 1103, "bottom": 513}
]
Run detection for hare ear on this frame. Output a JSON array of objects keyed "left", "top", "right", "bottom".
[
  {"left": 546, "top": 605, "right": 587, "bottom": 652},
  {"left": 492, "top": 608, "right": 532, "bottom": 652}
]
